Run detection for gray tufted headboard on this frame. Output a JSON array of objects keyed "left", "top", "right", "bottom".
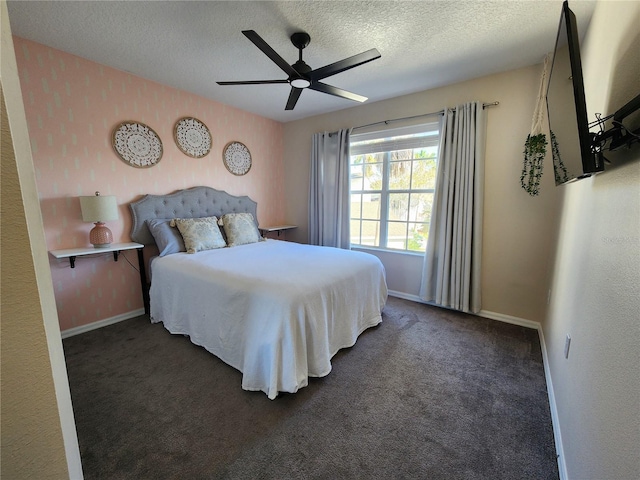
[{"left": 129, "top": 186, "right": 259, "bottom": 246}]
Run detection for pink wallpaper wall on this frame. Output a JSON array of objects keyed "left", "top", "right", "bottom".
[{"left": 13, "top": 37, "right": 285, "bottom": 332}]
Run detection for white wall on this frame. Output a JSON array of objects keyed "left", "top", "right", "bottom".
[
  {"left": 283, "top": 65, "right": 563, "bottom": 323},
  {"left": 544, "top": 1, "right": 640, "bottom": 479}
]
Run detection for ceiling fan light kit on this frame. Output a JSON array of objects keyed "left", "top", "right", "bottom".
[
  {"left": 217, "top": 30, "right": 380, "bottom": 111},
  {"left": 290, "top": 78, "right": 311, "bottom": 89}
]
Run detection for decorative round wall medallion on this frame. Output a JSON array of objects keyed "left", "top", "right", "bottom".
[
  {"left": 112, "top": 121, "right": 163, "bottom": 168},
  {"left": 223, "top": 141, "right": 252, "bottom": 176},
  {"left": 174, "top": 117, "right": 212, "bottom": 158}
]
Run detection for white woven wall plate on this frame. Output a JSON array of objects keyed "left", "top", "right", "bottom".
[
  {"left": 112, "top": 121, "right": 163, "bottom": 168},
  {"left": 174, "top": 117, "right": 212, "bottom": 158},
  {"left": 223, "top": 141, "right": 252, "bottom": 176}
]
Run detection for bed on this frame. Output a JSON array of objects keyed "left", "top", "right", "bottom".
[{"left": 130, "top": 186, "right": 387, "bottom": 399}]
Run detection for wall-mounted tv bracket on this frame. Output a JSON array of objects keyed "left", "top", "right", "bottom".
[{"left": 590, "top": 93, "right": 640, "bottom": 163}]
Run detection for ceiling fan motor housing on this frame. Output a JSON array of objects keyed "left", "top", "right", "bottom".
[{"left": 292, "top": 60, "right": 312, "bottom": 76}]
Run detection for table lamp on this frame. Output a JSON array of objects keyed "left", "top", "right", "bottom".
[{"left": 79, "top": 192, "right": 119, "bottom": 248}]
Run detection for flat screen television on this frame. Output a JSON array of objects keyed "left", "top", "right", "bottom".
[{"left": 546, "top": 0, "right": 604, "bottom": 185}]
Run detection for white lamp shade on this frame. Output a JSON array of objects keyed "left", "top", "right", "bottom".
[{"left": 79, "top": 194, "right": 119, "bottom": 222}]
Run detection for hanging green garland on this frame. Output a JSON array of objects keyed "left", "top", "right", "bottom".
[
  {"left": 520, "top": 54, "right": 551, "bottom": 197},
  {"left": 550, "top": 130, "right": 569, "bottom": 184},
  {"left": 521, "top": 133, "right": 547, "bottom": 196}
]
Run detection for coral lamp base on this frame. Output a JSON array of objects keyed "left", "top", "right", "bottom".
[{"left": 89, "top": 222, "right": 113, "bottom": 248}]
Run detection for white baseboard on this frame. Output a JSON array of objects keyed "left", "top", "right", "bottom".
[
  {"left": 387, "top": 290, "right": 423, "bottom": 303},
  {"left": 60, "top": 308, "right": 145, "bottom": 339},
  {"left": 387, "top": 290, "right": 565, "bottom": 477},
  {"left": 388, "top": 290, "right": 539, "bottom": 330},
  {"left": 537, "top": 327, "right": 567, "bottom": 480},
  {"left": 478, "top": 309, "right": 540, "bottom": 330}
]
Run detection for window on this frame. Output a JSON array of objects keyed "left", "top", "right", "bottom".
[{"left": 349, "top": 122, "right": 440, "bottom": 252}]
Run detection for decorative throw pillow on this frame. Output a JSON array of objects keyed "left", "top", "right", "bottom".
[
  {"left": 171, "top": 216, "right": 226, "bottom": 254},
  {"left": 147, "top": 218, "right": 186, "bottom": 256},
  {"left": 219, "top": 213, "right": 261, "bottom": 247}
]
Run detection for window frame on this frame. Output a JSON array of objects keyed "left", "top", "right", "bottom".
[{"left": 349, "top": 121, "right": 440, "bottom": 253}]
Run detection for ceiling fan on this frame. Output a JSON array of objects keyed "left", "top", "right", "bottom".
[{"left": 217, "top": 30, "right": 381, "bottom": 111}]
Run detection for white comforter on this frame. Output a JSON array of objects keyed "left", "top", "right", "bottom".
[{"left": 150, "top": 239, "right": 387, "bottom": 399}]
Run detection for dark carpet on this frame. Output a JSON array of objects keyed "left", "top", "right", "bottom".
[{"left": 63, "top": 296, "right": 559, "bottom": 479}]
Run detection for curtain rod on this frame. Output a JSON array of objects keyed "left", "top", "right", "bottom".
[{"left": 352, "top": 101, "right": 499, "bottom": 132}]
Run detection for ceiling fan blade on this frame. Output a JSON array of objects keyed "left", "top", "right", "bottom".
[
  {"left": 309, "top": 48, "right": 381, "bottom": 81},
  {"left": 285, "top": 87, "right": 303, "bottom": 110},
  {"left": 242, "top": 30, "right": 300, "bottom": 79},
  {"left": 217, "top": 80, "right": 289, "bottom": 85},
  {"left": 308, "top": 82, "right": 368, "bottom": 103}
]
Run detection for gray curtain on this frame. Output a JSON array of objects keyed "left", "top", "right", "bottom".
[
  {"left": 308, "top": 129, "right": 351, "bottom": 248},
  {"left": 419, "top": 102, "right": 486, "bottom": 313}
]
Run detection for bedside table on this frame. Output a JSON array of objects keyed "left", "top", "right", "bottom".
[
  {"left": 49, "top": 242, "right": 144, "bottom": 268},
  {"left": 258, "top": 225, "right": 297, "bottom": 239},
  {"left": 49, "top": 242, "right": 149, "bottom": 313}
]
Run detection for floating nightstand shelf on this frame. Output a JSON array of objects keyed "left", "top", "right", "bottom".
[
  {"left": 258, "top": 225, "right": 297, "bottom": 238},
  {"left": 49, "top": 242, "right": 143, "bottom": 268}
]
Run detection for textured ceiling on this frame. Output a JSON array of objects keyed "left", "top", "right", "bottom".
[{"left": 7, "top": 0, "right": 596, "bottom": 123}]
